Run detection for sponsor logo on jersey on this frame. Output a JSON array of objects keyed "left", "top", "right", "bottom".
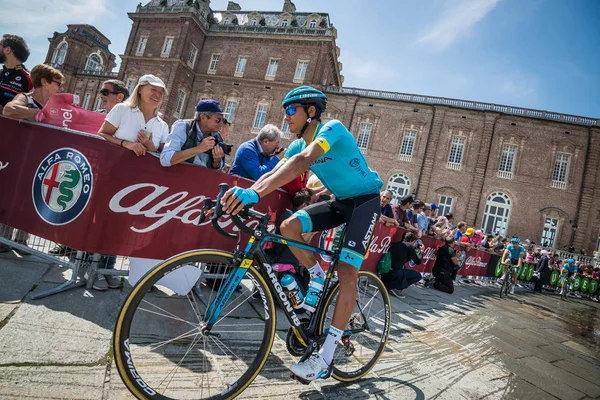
[
  {"left": 32, "top": 148, "right": 93, "bottom": 225},
  {"left": 349, "top": 158, "right": 360, "bottom": 167},
  {"left": 311, "top": 156, "right": 334, "bottom": 166}
]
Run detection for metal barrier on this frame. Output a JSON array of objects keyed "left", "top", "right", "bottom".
[{"left": 0, "top": 223, "right": 129, "bottom": 299}]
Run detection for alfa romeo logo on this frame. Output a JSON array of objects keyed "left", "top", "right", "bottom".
[{"left": 32, "top": 148, "right": 93, "bottom": 225}]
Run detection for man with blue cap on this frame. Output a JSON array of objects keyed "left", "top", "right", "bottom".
[{"left": 160, "top": 99, "right": 227, "bottom": 169}]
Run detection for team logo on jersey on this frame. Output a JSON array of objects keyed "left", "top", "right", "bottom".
[
  {"left": 15, "top": 76, "right": 21, "bottom": 81},
  {"left": 32, "top": 148, "right": 93, "bottom": 225},
  {"left": 349, "top": 158, "right": 360, "bottom": 167}
]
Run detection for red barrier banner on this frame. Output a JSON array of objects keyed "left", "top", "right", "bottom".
[
  {"left": 1, "top": 117, "right": 495, "bottom": 276},
  {"left": 0, "top": 117, "right": 290, "bottom": 259}
]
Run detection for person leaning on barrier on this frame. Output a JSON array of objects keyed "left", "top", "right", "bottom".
[
  {"left": 379, "top": 190, "right": 398, "bottom": 227},
  {"left": 230, "top": 124, "right": 285, "bottom": 180},
  {"left": 391, "top": 194, "right": 417, "bottom": 233},
  {"left": 533, "top": 249, "right": 549, "bottom": 293},
  {"left": 160, "top": 99, "right": 228, "bottom": 169},
  {"left": 0, "top": 34, "right": 32, "bottom": 115},
  {"left": 98, "top": 74, "right": 169, "bottom": 156},
  {"left": 1, "top": 64, "right": 65, "bottom": 255},
  {"left": 98, "top": 79, "right": 129, "bottom": 113},
  {"left": 380, "top": 232, "right": 423, "bottom": 298},
  {"left": 431, "top": 235, "right": 461, "bottom": 294}
]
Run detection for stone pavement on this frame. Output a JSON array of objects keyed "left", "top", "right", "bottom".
[{"left": 0, "top": 252, "right": 599, "bottom": 399}]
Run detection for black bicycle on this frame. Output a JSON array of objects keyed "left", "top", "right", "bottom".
[
  {"left": 113, "top": 184, "right": 391, "bottom": 399},
  {"left": 499, "top": 260, "right": 513, "bottom": 298}
]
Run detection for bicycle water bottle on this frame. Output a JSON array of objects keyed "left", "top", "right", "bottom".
[
  {"left": 302, "top": 276, "right": 324, "bottom": 313},
  {"left": 280, "top": 274, "right": 305, "bottom": 310}
]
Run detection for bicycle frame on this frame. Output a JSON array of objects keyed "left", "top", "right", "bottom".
[{"left": 203, "top": 230, "right": 341, "bottom": 349}]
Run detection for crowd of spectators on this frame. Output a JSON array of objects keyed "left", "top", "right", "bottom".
[{"left": 1, "top": 33, "right": 598, "bottom": 299}]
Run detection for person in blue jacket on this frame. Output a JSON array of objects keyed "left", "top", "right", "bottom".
[{"left": 229, "top": 124, "right": 285, "bottom": 180}]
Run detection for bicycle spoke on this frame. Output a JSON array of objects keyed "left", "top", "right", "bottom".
[{"left": 139, "top": 299, "right": 199, "bottom": 328}]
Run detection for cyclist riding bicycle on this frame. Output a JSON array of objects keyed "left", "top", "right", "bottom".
[
  {"left": 222, "top": 86, "right": 383, "bottom": 382},
  {"left": 559, "top": 258, "right": 580, "bottom": 295},
  {"left": 501, "top": 237, "right": 525, "bottom": 294}
]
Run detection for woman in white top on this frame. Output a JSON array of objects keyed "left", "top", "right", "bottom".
[{"left": 98, "top": 74, "right": 169, "bottom": 156}]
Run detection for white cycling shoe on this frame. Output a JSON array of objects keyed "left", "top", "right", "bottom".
[{"left": 289, "top": 353, "right": 332, "bottom": 383}]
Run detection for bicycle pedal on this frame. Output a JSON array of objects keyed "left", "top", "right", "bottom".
[{"left": 290, "top": 372, "right": 311, "bottom": 385}]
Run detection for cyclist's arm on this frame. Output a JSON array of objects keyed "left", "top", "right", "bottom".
[
  {"left": 517, "top": 252, "right": 524, "bottom": 267},
  {"left": 253, "top": 159, "right": 286, "bottom": 186},
  {"left": 502, "top": 249, "right": 510, "bottom": 263},
  {"left": 251, "top": 143, "right": 324, "bottom": 198}
]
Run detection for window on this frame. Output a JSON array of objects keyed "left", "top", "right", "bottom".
[
  {"left": 136, "top": 36, "right": 148, "bottom": 56},
  {"left": 223, "top": 100, "right": 237, "bottom": 122},
  {"left": 73, "top": 91, "right": 80, "bottom": 105},
  {"left": 399, "top": 129, "right": 416, "bottom": 161},
  {"left": 251, "top": 19, "right": 258, "bottom": 26},
  {"left": 386, "top": 174, "right": 411, "bottom": 204},
  {"left": 498, "top": 144, "right": 517, "bottom": 179},
  {"left": 294, "top": 61, "right": 309, "bottom": 83},
  {"left": 252, "top": 104, "right": 268, "bottom": 132},
  {"left": 187, "top": 45, "right": 198, "bottom": 68},
  {"left": 126, "top": 78, "right": 137, "bottom": 95},
  {"left": 235, "top": 56, "right": 247, "bottom": 77},
  {"left": 208, "top": 54, "right": 221, "bottom": 74},
  {"left": 309, "top": 20, "right": 317, "bottom": 28},
  {"left": 552, "top": 153, "right": 570, "bottom": 189},
  {"left": 94, "top": 96, "right": 103, "bottom": 111},
  {"left": 55, "top": 42, "right": 67, "bottom": 65},
  {"left": 447, "top": 136, "right": 465, "bottom": 170},
  {"left": 265, "top": 58, "right": 279, "bottom": 80},
  {"left": 84, "top": 54, "right": 102, "bottom": 72},
  {"left": 541, "top": 217, "right": 559, "bottom": 248},
  {"left": 356, "top": 122, "right": 372, "bottom": 153},
  {"left": 438, "top": 195, "right": 453, "bottom": 217},
  {"left": 161, "top": 36, "right": 174, "bottom": 57},
  {"left": 482, "top": 192, "right": 511, "bottom": 236},
  {"left": 83, "top": 93, "right": 92, "bottom": 110},
  {"left": 281, "top": 19, "right": 289, "bottom": 27},
  {"left": 174, "top": 90, "right": 186, "bottom": 116},
  {"left": 281, "top": 119, "right": 291, "bottom": 139}
]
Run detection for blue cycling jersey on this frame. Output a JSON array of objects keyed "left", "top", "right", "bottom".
[
  {"left": 562, "top": 263, "right": 579, "bottom": 276},
  {"left": 506, "top": 244, "right": 525, "bottom": 261},
  {"left": 283, "top": 120, "right": 383, "bottom": 200}
]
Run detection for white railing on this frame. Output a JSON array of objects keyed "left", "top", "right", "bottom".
[
  {"left": 552, "top": 180, "right": 567, "bottom": 190},
  {"left": 210, "top": 25, "right": 332, "bottom": 36},
  {"left": 553, "top": 249, "right": 599, "bottom": 267},
  {"left": 447, "top": 161, "right": 462, "bottom": 171},
  {"left": 398, "top": 153, "right": 413, "bottom": 162},
  {"left": 77, "top": 69, "right": 118, "bottom": 78},
  {"left": 322, "top": 86, "right": 599, "bottom": 127},
  {"left": 497, "top": 170, "right": 513, "bottom": 179}
]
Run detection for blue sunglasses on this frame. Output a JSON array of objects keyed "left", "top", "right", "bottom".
[{"left": 284, "top": 105, "right": 298, "bottom": 116}]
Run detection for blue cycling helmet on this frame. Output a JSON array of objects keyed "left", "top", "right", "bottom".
[
  {"left": 568, "top": 258, "right": 575, "bottom": 263},
  {"left": 510, "top": 237, "right": 520, "bottom": 244},
  {"left": 282, "top": 86, "right": 327, "bottom": 112}
]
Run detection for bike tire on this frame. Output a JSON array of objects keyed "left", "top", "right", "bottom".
[
  {"left": 317, "top": 270, "right": 391, "bottom": 382},
  {"left": 113, "top": 250, "right": 276, "bottom": 400}
]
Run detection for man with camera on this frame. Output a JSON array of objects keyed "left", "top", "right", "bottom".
[
  {"left": 230, "top": 124, "right": 286, "bottom": 180},
  {"left": 160, "top": 99, "right": 231, "bottom": 169}
]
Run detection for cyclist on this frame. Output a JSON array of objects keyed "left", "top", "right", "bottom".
[
  {"left": 559, "top": 258, "right": 580, "bottom": 296},
  {"left": 222, "top": 86, "right": 383, "bottom": 382},
  {"left": 501, "top": 237, "right": 525, "bottom": 294}
]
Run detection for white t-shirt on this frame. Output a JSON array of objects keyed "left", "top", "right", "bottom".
[{"left": 105, "top": 103, "right": 169, "bottom": 149}]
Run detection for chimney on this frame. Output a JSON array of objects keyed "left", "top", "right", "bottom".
[
  {"left": 227, "top": 1, "right": 241, "bottom": 11},
  {"left": 282, "top": 0, "right": 296, "bottom": 13}
]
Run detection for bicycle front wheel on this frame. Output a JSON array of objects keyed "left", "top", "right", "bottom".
[
  {"left": 317, "top": 270, "right": 391, "bottom": 382},
  {"left": 113, "top": 250, "right": 276, "bottom": 399},
  {"left": 500, "top": 270, "right": 509, "bottom": 298}
]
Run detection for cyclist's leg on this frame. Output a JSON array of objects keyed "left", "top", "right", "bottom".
[
  {"left": 280, "top": 200, "right": 344, "bottom": 273},
  {"left": 290, "top": 194, "right": 379, "bottom": 381}
]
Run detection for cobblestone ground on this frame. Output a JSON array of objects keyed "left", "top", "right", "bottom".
[{"left": 0, "top": 253, "right": 598, "bottom": 399}]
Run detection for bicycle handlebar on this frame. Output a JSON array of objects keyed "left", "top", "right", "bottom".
[{"left": 207, "top": 183, "right": 268, "bottom": 239}]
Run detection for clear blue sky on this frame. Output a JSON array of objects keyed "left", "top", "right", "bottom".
[{"left": 1, "top": 0, "right": 598, "bottom": 117}]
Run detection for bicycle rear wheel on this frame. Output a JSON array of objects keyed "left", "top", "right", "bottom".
[
  {"left": 113, "top": 250, "right": 276, "bottom": 399},
  {"left": 317, "top": 270, "right": 391, "bottom": 382}
]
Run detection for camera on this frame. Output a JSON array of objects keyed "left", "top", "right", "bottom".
[{"left": 200, "top": 132, "right": 233, "bottom": 155}]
